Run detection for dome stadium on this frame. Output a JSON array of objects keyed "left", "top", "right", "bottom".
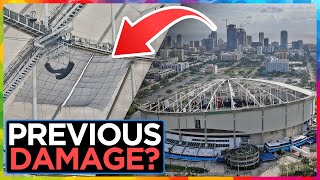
[{"left": 139, "top": 78, "right": 315, "bottom": 159}]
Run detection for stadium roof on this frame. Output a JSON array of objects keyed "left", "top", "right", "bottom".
[{"left": 141, "top": 78, "right": 315, "bottom": 113}]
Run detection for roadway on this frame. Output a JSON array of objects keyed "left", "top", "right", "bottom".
[
  {"left": 247, "top": 62, "right": 264, "bottom": 78},
  {"left": 306, "top": 58, "right": 315, "bottom": 82}
]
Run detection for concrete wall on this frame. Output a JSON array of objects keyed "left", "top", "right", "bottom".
[
  {"left": 235, "top": 110, "right": 262, "bottom": 133},
  {"left": 256, "top": 124, "right": 302, "bottom": 145},
  {"left": 106, "top": 61, "right": 152, "bottom": 119},
  {"left": 205, "top": 113, "right": 234, "bottom": 131},
  {"left": 264, "top": 105, "right": 286, "bottom": 132}
]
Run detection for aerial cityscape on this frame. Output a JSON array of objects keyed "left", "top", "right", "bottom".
[{"left": 130, "top": 4, "right": 317, "bottom": 176}]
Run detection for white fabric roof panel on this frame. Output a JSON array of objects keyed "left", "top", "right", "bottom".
[
  {"left": 65, "top": 55, "right": 130, "bottom": 109},
  {"left": 14, "top": 47, "right": 130, "bottom": 110}
]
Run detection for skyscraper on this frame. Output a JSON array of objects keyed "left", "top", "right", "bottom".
[
  {"left": 201, "top": 39, "right": 211, "bottom": 50},
  {"left": 194, "top": 41, "right": 200, "bottom": 48},
  {"left": 257, "top": 46, "right": 263, "bottom": 55},
  {"left": 202, "top": 31, "right": 218, "bottom": 50},
  {"left": 176, "top": 34, "right": 183, "bottom": 48},
  {"left": 218, "top": 38, "right": 224, "bottom": 50},
  {"left": 259, "top": 32, "right": 264, "bottom": 46},
  {"left": 218, "top": 38, "right": 224, "bottom": 46},
  {"left": 227, "top": 24, "right": 237, "bottom": 51},
  {"left": 264, "top": 38, "right": 269, "bottom": 47},
  {"left": 271, "top": 41, "right": 280, "bottom": 50},
  {"left": 280, "top": 30, "right": 288, "bottom": 49},
  {"left": 209, "top": 31, "right": 218, "bottom": 48},
  {"left": 166, "top": 36, "right": 172, "bottom": 47},
  {"left": 189, "top": 41, "right": 194, "bottom": 47},
  {"left": 246, "top": 36, "right": 252, "bottom": 47},
  {"left": 238, "top": 28, "right": 246, "bottom": 46}
]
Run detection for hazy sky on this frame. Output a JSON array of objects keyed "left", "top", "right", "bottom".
[{"left": 167, "top": 4, "right": 316, "bottom": 44}]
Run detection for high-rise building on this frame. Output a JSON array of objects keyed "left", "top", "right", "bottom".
[
  {"left": 218, "top": 38, "right": 224, "bottom": 46},
  {"left": 271, "top": 41, "right": 280, "bottom": 50},
  {"left": 166, "top": 36, "right": 172, "bottom": 47},
  {"left": 202, "top": 39, "right": 213, "bottom": 50},
  {"left": 266, "top": 46, "right": 275, "bottom": 54},
  {"left": 218, "top": 38, "right": 224, "bottom": 50},
  {"left": 189, "top": 41, "right": 194, "bottom": 47},
  {"left": 251, "top": 42, "right": 263, "bottom": 48},
  {"left": 280, "top": 30, "right": 288, "bottom": 49},
  {"left": 237, "top": 45, "right": 243, "bottom": 53},
  {"left": 201, "top": 39, "right": 210, "bottom": 50},
  {"left": 227, "top": 24, "right": 238, "bottom": 51},
  {"left": 176, "top": 34, "right": 183, "bottom": 48},
  {"left": 202, "top": 31, "right": 218, "bottom": 50},
  {"left": 292, "top": 40, "right": 303, "bottom": 50},
  {"left": 194, "top": 41, "right": 200, "bottom": 48},
  {"left": 238, "top": 28, "right": 246, "bottom": 47},
  {"left": 259, "top": 32, "right": 264, "bottom": 46},
  {"left": 172, "top": 40, "right": 176, "bottom": 47},
  {"left": 257, "top": 46, "right": 263, "bottom": 55},
  {"left": 209, "top": 31, "right": 218, "bottom": 48},
  {"left": 246, "top": 36, "right": 252, "bottom": 47},
  {"left": 160, "top": 48, "right": 185, "bottom": 61},
  {"left": 264, "top": 38, "right": 269, "bottom": 47},
  {"left": 271, "top": 41, "right": 279, "bottom": 47}
]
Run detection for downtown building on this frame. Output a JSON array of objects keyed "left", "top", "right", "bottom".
[
  {"left": 176, "top": 34, "right": 183, "bottom": 48},
  {"left": 237, "top": 28, "right": 246, "bottom": 47},
  {"left": 202, "top": 31, "right": 218, "bottom": 51},
  {"left": 259, "top": 32, "right": 264, "bottom": 46},
  {"left": 265, "top": 56, "right": 289, "bottom": 72},
  {"left": 246, "top": 36, "right": 252, "bottom": 47},
  {"left": 160, "top": 62, "right": 190, "bottom": 72},
  {"left": 280, "top": 30, "right": 288, "bottom": 50},
  {"left": 292, "top": 40, "right": 304, "bottom": 50},
  {"left": 220, "top": 51, "right": 243, "bottom": 61},
  {"left": 227, "top": 24, "right": 238, "bottom": 51},
  {"left": 160, "top": 48, "right": 185, "bottom": 61}
]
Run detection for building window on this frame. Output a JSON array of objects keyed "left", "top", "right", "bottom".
[
  {"left": 216, "top": 144, "right": 229, "bottom": 147},
  {"left": 195, "top": 120, "right": 201, "bottom": 129}
]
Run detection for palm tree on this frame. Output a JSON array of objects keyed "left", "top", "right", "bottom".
[
  {"left": 309, "top": 147, "right": 316, "bottom": 154},
  {"left": 301, "top": 157, "right": 309, "bottom": 165}
]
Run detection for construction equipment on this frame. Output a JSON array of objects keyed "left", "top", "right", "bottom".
[
  {"left": 239, "top": 22, "right": 250, "bottom": 29},
  {"left": 222, "top": 18, "right": 234, "bottom": 28}
]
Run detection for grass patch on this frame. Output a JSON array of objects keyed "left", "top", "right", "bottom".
[{"left": 165, "top": 164, "right": 208, "bottom": 173}]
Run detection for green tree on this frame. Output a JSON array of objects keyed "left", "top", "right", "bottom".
[
  {"left": 166, "top": 89, "right": 173, "bottom": 94},
  {"left": 151, "top": 84, "right": 160, "bottom": 91}
]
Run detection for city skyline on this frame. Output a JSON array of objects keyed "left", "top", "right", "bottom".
[{"left": 167, "top": 4, "right": 316, "bottom": 44}]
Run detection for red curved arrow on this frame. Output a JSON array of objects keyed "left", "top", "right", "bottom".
[{"left": 112, "top": 6, "right": 217, "bottom": 58}]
